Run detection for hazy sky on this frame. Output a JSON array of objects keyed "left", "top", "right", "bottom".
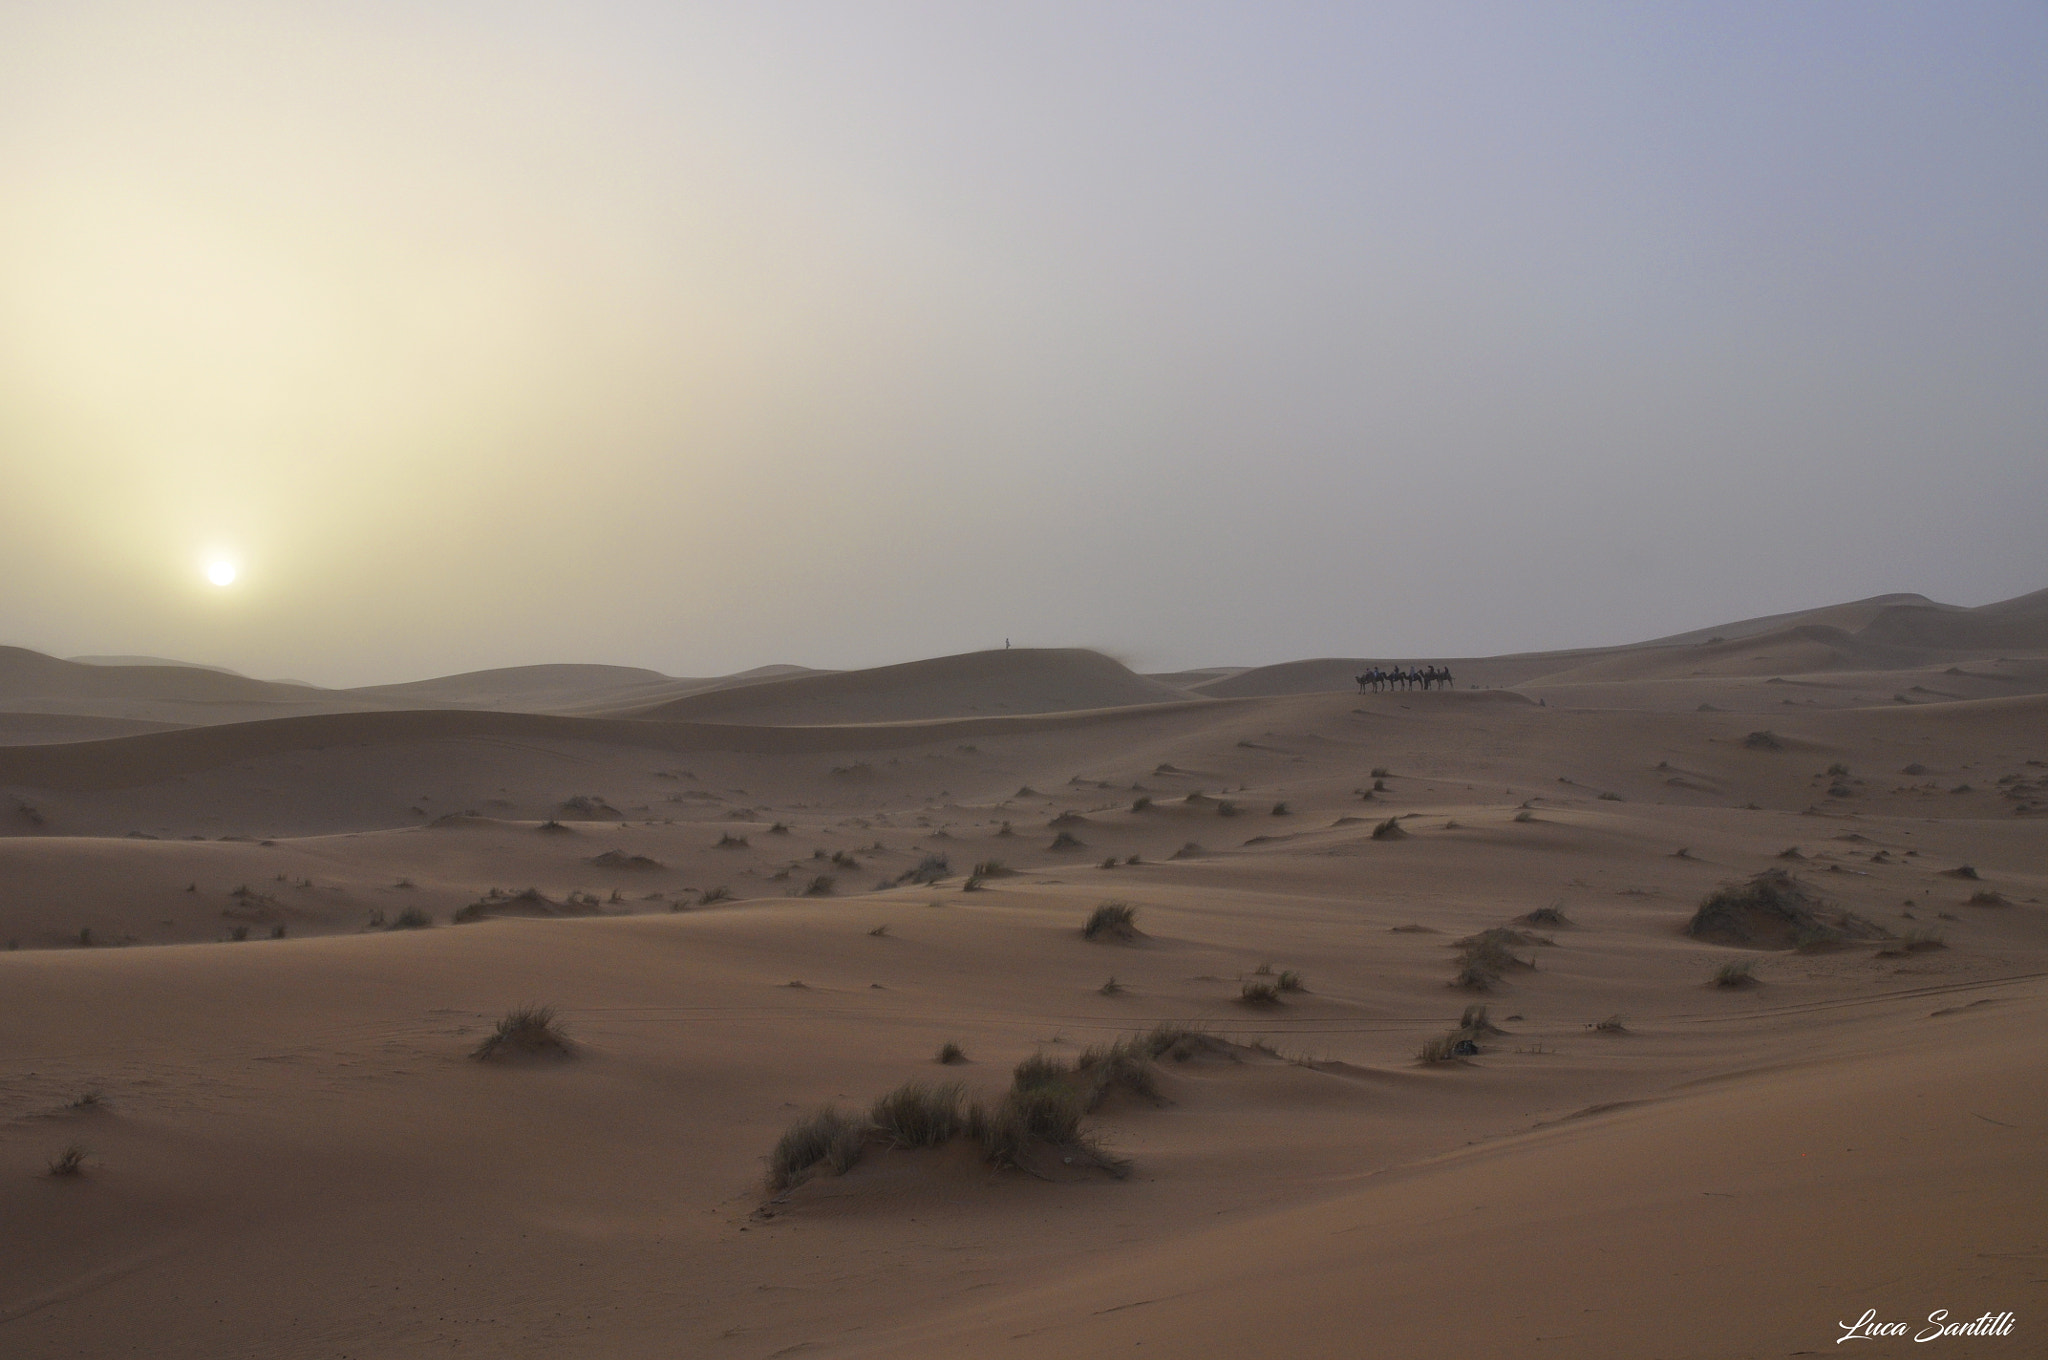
[{"left": 2, "top": 2, "right": 2043, "bottom": 685}]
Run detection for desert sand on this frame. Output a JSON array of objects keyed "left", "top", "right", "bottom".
[{"left": 3, "top": 588, "right": 2045, "bottom": 1359}]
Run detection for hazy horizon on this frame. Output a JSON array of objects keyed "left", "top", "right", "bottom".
[{"left": 4, "top": 3, "right": 2043, "bottom": 687}]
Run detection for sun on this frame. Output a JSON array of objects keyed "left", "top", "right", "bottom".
[{"left": 206, "top": 560, "right": 237, "bottom": 586}]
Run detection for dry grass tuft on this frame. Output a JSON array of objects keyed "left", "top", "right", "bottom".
[
  {"left": 869, "top": 1081, "right": 967, "bottom": 1148},
  {"left": 1239, "top": 978, "right": 1281, "bottom": 1005},
  {"left": 46, "top": 1144, "right": 89, "bottom": 1177},
  {"left": 1711, "top": 959, "right": 1758, "bottom": 988},
  {"left": 471, "top": 1004, "right": 574, "bottom": 1062},
  {"left": 1083, "top": 901, "right": 1139, "bottom": 941},
  {"left": 936, "top": 1041, "right": 968, "bottom": 1064},
  {"left": 1371, "top": 817, "right": 1407, "bottom": 840},
  {"left": 768, "top": 1106, "right": 867, "bottom": 1191}
]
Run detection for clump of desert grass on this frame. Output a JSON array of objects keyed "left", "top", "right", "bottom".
[
  {"left": 1050, "top": 831, "right": 1085, "bottom": 850},
  {"left": 1744, "top": 730, "right": 1783, "bottom": 750},
  {"left": 1711, "top": 959, "right": 1759, "bottom": 988},
  {"left": 1418, "top": 1004, "right": 1502, "bottom": 1062},
  {"left": 1521, "top": 904, "right": 1571, "bottom": 927},
  {"left": 471, "top": 1004, "right": 574, "bottom": 1062},
  {"left": 1099, "top": 975, "right": 1124, "bottom": 995},
  {"left": 1371, "top": 817, "right": 1407, "bottom": 840},
  {"left": 1512, "top": 809, "right": 1536, "bottom": 823},
  {"left": 1449, "top": 928, "right": 1540, "bottom": 990},
  {"left": 45, "top": 1144, "right": 89, "bottom": 1178},
  {"left": 1685, "top": 869, "right": 1885, "bottom": 950},
  {"left": 936, "top": 1041, "right": 968, "bottom": 1065},
  {"left": 870, "top": 1081, "right": 969, "bottom": 1148},
  {"left": 698, "top": 885, "right": 733, "bottom": 905},
  {"left": 386, "top": 907, "right": 434, "bottom": 931},
  {"left": 971, "top": 860, "right": 1015, "bottom": 879},
  {"left": 803, "top": 874, "right": 835, "bottom": 897},
  {"left": 1082, "top": 901, "right": 1139, "bottom": 942},
  {"left": 768, "top": 1106, "right": 868, "bottom": 1191},
  {"left": 1239, "top": 977, "right": 1281, "bottom": 1005},
  {"left": 766, "top": 1038, "right": 1165, "bottom": 1192},
  {"left": 1968, "top": 890, "right": 2010, "bottom": 907}
]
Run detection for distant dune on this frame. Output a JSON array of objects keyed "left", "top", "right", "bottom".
[
  {"left": 618, "top": 648, "right": 1196, "bottom": 725},
  {"left": 0, "top": 646, "right": 321, "bottom": 706}
]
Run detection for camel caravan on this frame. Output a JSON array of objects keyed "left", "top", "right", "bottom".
[{"left": 1355, "top": 664, "right": 1453, "bottom": 693}]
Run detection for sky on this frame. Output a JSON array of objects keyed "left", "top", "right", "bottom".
[{"left": 1, "top": 2, "right": 2043, "bottom": 686}]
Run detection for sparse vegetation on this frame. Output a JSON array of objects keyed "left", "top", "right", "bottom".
[
  {"left": 1271, "top": 801, "right": 1289, "bottom": 816},
  {"left": 1593, "top": 1015, "right": 1628, "bottom": 1032},
  {"left": 46, "top": 1144, "right": 88, "bottom": 1177},
  {"left": 901, "top": 854, "right": 950, "bottom": 885},
  {"left": 1513, "top": 810, "right": 1536, "bottom": 823},
  {"left": 970, "top": 860, "right": 1014, "bottom": 878},
  {"left": 1277, "top": 969, "right": 1305, "bottom": 992},
  {"left": 1522, "top": 905, "right": 1570, "bottom": 927},
  {"left": 867, "top": 924, "right": 891, "bottom": 937},
  {"left": 1131, "top": 796, "right": 1153, "bottom": 812},
  {"left": 1050, "top": 831, "right": 1084, "bottom": 850},
  {"left": 717, "top": 832, "right": 750, "bottom": 849},
  {"left": 1239, "top": 978, "right": 1281, "bottom": 1005},
  {"left": 1712, "top": 959, "right": 1758, "bottom": 987},
  {"left": 1686, "top": 869, "right": 1884, "bottom": 950},
  {"left": 804, "top": 875, "right": 835, "bottom": 897},
  {"left": 699, "top": 885, "right": 733, "bottom": 905},
  {"left": 869, "top": 1081, "right": 967, "bottom": 1148},
  {"left": 387, "top": 907, "right": 434, "bottom": 930},
  {"left": 1371, "top": 817, "right": 1407, "bottom": 840},
  {"left": 471, "top": 1005, "right": 572, "bottom": 1061},
  {"left": 1744, "top": 730, "right": 1784, "bottom": 750},
  {"left": 936, "top": 1041, "right": 968, "bottom": 1065},
  {"left": 768, "top": 1106, "right": 867, "bottom": 1191},
  {"left": 1083, "top": 902, "right": 1139, "bottom": 941},
  {"left": 1100, "top": 975, "right": 1123, "bottom": 995}
]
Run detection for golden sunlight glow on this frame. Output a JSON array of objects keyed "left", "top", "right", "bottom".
[{"left": 206, "top": 560, "right": 237, "bottom": 587}]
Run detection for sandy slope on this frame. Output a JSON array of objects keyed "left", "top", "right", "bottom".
[{"left": 2, "top": 634, "right": 2045, "bottom": 1358}]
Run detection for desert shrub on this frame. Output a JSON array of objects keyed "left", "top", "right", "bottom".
[
  {"left": 831, "top": 850, "right": 861, "bottom": 869},
  {"left": 1417, "top": 1034, "right": 1462, "bottom": 1063},
  {"left": 1744, "top": 731, "right": 1783, "bottom": 750},
  {"left": 1968, "top": 890, "right": 2010, "bottom": 907},
  {"left": 1100, "top": 975, "right": 1123, "bottom": 994},
  {"left": 867, "top": 924, "right": 890, "bottom": 937},
  {"left": 77, "top": 927, "right": 95, "bottom": 948},
  {"left": 1456, "top": 1004, "right": 1502, "bottom": 1037},
  {"left": 768, "top": 1106, "right": 868, "bottom": 1191},
  {"left": 903, "top": 854, "right": 950, "bottom": 885},
  {"left": 537, "top": 819, "right": 570, "bottom": 833},
  {"left": 1276, "top": 969, "right": 1305, "bottom": 992},
  {"left": 768, "top": 822, "right": 790, "bottom": 835},
  {"left": 699, "top": 885, "right": 733, "bottom": 905},
  {"left": 1522, "top": 905, "right": 1570, "bottom": 927},
  {"left": 961, "top": 875, "right": 985, "bottom": 892},
  {"left": 1240, "top": 978, "right": 1281, "bottom": 1005},
  {"left": 1371, "top": 817, "right": 1407, "bottom": 840},
  {"left": 1271, "top": 801, "right": 1289, "bottom": 816},
  {"left": 1370, "top": 767, "right": 1391, "bottom": 778},
  {"left": 46, "top": 1144, "right": 88, "bottom": 1177},
  {"left": 717, "top": 833, "right": 749, "bottom": 849},
  {"left": 1712, "top": 959, "right": 1757, "bottom": 987},
  {"left": 971, "top": 860, "right": 1014, "bottom": 878},
  {"left": 1513, "top": 810, "right": 1536, "bottom": 823},
  {"left": 1083, "top": 901, "right": 1138, "bottom": 940},
  {"left": 1686, "top": 869, "right": 1884, "bottom": 950},
  {"left": 1216, "top": 800, "right": 1239, "bottom": 817},
  {"left": 471, "top": 1004, "right": 572, "bottom": 1061},
  {"left": 804, "top": 875, "right": 835, "bottom": 896},
  {"left": 1050, "top": 831, "right": 1084, "bottom": 850},
  {"left": 1454, "top": 929, "right": 1533, "bottom": 980},
  {"left": 1451, "top": 964, "right": 1497, "bottom": 991},
  {"left": 1012, "top": 1051, "right": 1070, "bottom": 1091},
  {"left": 869, "top": 1081, "right": 967, "bottom": 1148},
  {"left": 1598, "top": 791, "right": 1624, "bottom": 801},
  {"left": 975, "top": 1083, "right": 1089, "bottom": 1170},
  {"left": 1777, "top": 847, "right": 1805, "bottom": 860},
  {"left": 388, "top": 907, "right": 433, "bottom": 931},
  {"left": 1593, "top": 1015, "right": 1628, "bottom": 1032},
  {"left": 936, "top": 1041, "right": 967, "bottom": 1064},
  {"left": 1131, "top": 796, "right": 1153, "bottom": 812},
  {"left": 1074, "top": 1037, "right": 1159, "bottom": 1105},
  {"left": 1826, "top": 762, "right": 1849, "bottom": 777}
]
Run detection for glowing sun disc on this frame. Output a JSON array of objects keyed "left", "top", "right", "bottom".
[{"left": 207, "top": 561, "right": 237, "bottom": 586}]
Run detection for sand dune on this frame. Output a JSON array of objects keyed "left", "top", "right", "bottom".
[
  {"left": 620, "top": 648, "right": 1196, "bottom": 725},
  {"left": 2, "top": 598, "right": 2044, "bottom": 1358}
]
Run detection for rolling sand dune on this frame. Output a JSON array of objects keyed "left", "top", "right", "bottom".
[
  {"left": 2, "top": 597, "right": 2044, "bottom": 1357},
  {"left": 619, "top": 648, "right": 1195, "bottom": 724}
]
